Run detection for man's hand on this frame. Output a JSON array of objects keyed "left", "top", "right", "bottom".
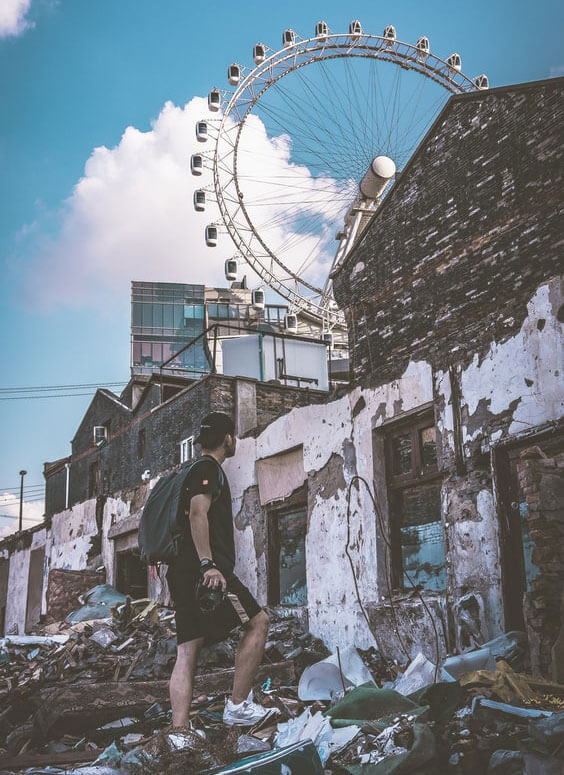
[{"left": 202, "top": 567, "right": 227, "bottom": 591}]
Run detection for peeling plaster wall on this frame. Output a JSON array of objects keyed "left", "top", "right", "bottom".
[
  {"left": 226, "top": 359, "right": 440, "bottom": 653},
  {"left": 460, "top": 280, "right": 563, "bottom": 449},
  {"left": 4, "top": 528, "right": 47, "bottom": 635},
  {"left": 49, "top": 501, "right": 99, "bottom": 571}
]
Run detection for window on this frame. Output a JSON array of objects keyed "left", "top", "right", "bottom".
[
  {"left": 137, "top": 428, "right": 146, "bottom": 460},
  {"left": 88, "top": 460, "right": 100, "bottom": 498},
  {"left": 93, "top": 426, "right": 107, "bottom": 445},
  {"left": 180, "top": 437, "right": 194, "bottom": 464},
  {"left": 268, "top": 506, "right": 307, "bottom": 606},
  {"left": 384, "top": 414, "right": 446, "bottom": 592}
]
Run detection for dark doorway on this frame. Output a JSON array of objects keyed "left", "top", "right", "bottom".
[
  {"left": 115, "top": 549, "right": 148, "bottom": 599},
  {"left": 25, "top": 547, "right": 45, "bottom": 632},
  {"left": 494, "top": 429, "right": 563, "bottom": 632},
  {"left": 0, "top": 558, "right": 8, "bottom": 635}
]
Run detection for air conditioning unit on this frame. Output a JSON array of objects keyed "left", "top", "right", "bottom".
[{"left": 93, "top": 426, "right": 108, "bottom": 446}]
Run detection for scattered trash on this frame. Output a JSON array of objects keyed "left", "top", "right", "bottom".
[
  {"left": 298, "top": 645, "right": 375, "bottom": 700},
  {"left": 0, "top": 605, "right": 562, "bottom": 774}
]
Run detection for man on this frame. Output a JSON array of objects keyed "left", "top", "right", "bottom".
[{"left": 167, "top": 412, "right": 273, "bottom": 728}]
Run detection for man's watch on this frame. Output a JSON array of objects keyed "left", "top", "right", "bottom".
[{"left": 199, "top": 558, "right": 217, "bottom": 573}]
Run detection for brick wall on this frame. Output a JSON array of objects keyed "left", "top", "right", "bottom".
[
  {"left": 518, "top": 448, "right": 564, "bottom": 677},
  {"left": 332, "top": 78, "right": 563, "bottom": 389},
  {"left": 46, "top": 375, "right": 327, "bottom": 514}
]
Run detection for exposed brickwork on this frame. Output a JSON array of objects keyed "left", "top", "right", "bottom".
[
  {"left": 332, "top": 79, "right": 563, "bottom": 388},
  {"left": 518, "top": 449, "right": 564, "bottom": 677},
  {"left": 45, "top": 375, "right": 327, "bottom": 514},
  {"left": 46, "top": 568, "right": 106, "bottom": 623}
]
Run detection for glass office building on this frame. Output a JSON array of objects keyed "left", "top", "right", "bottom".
[
  {"left": 131, "top": 282, "right": 209, "bottom": 376},
  {"left": 130, "top": 281, "right": 271, "bottom": 376}
]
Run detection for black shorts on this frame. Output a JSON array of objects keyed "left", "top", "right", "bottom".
[{"left": 167, "top": 568, "right": 262, "bottom": 646}]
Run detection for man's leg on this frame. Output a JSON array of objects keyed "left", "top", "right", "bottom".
[
  {"left": 231, "top": 610, "right": 269, "bottom": 704},
  {"left": 169, "top": 637, "right": 204, "bottom": 727}
]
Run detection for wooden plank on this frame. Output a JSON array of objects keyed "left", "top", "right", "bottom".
[
  {"left": 0, "top": 747, "right": 104, "bottom": 771},
  {"left": 34, "top": 661, "right": 295, "bottom": 737}
]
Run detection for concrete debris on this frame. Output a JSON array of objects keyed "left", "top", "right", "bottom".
[{"left": 0, "top": 596, "right": 563, "bottom": 774}]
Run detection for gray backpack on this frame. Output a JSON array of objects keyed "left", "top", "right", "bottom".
[{"left": 138, "top": 456, "right": 224, "bottom": 564}]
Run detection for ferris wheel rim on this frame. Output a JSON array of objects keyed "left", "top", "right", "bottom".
[{"left": 211, "top": 30, "right": 483, "bottom": 325}]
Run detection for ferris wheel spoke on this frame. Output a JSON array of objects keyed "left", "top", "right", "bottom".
[{"left": 207, "top": 28, "right": 483, "bottom": 323}]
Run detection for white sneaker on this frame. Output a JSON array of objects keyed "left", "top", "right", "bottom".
[{"left": 222, "top": 691, "right": 279, "bottom": 727}]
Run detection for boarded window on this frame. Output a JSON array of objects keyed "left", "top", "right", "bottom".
[
  {"left": 268, "top": 506, "right": 307, "bottom": 606},
  {"left": 385, "top": 415, "right": 446, "bottom": 591}
]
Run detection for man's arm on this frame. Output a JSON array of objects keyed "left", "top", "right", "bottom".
[{"left": 188, "top": 493, "right": 226, "bottom": 590}]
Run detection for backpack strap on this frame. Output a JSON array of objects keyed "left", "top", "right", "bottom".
[{"left": 185, "top": 455, "right": 225, "bottom": 503}]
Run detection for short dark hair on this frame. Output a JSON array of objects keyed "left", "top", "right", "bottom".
[{"left": 196, "top": 412, "right": 235, "bottom": 449}]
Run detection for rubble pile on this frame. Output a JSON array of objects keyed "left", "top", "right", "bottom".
[{"left": 0, "top": 585, "right": 563, "bottom": 774}]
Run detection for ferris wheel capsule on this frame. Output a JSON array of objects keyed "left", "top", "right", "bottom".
[
  {"left": 205, "top": 225, "right": 218, "bottom": 247},
  {"left": 252, "top": 288, "right": 265, "bottom": 310},
  {"left": 315, "top": 21, "right": 328, "bottom": 40},
  {"left": 194, "top": 190, "right": 206, "bottom": 212},
  {"left": 475, "top": 74, "right": 489, "bottom": 89},
  {"left": 228, "top": 64, "right": 240, "bottom": 86},
  {"left": 415, "top": 36, "right": 430, "bottom": 56},
  {"left": 322, "top": 331, "right": 334, "bottom": 346},
  {"left": 195, "top": 121, "right": 208, "bottom": 142},
  {"left": 191, "top": 154, "right": 203, "bottom": 175},
  {"left": 447, "top": 53, "right": 462, "bottom": 72},
  {"left": 349, "top": 20, "right": 362, "bottom": 39},
  {"left": 225, "top": 258, "right": 238, "bottom": 281},
  {"left": 208, "top": 88, "right": 221, "bottom": 112},
  {"left": 284, "top": 313, "right": 298, "bottom": 334},
  {"left": 253, "top": 42, "right": 266, "bottom": 65},
  {"left": 383, "top": 25, "right": 396, "bottom": 44},
  {"left": 282, "top": 29, "right": 296, "bottom": 48}
]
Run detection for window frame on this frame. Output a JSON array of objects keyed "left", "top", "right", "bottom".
[
  {"left": 180, "top": 436, "right": 194, "bottom": 464},
  {"left": 266, "top": 487, "right": 307, "bottom": 607},
  {"left": 383, "top": 412, "right": 444, "bottom": 591}
]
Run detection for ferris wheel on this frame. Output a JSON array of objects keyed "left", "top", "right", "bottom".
[{"left": 191, "top": 20, "right": 488, "bottom": 331}]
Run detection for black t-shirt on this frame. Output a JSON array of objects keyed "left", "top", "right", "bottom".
[{"left": 176, "top": 456, "right": 235, "bottom": 575}]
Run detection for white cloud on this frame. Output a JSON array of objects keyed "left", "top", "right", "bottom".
[
  {"left": 0, "top": 0, "right": 33, "bottom": 38},
  {"left": 28, "top": 96, "right": 351, "bottom": 310},
  {"left": 0, "top": 492, "right": 45, "bottom": 539}
]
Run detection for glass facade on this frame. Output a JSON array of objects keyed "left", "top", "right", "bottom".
[
  {"left": 131, "top": 281, "right": 290, "bottom": 376},
  {"left": 131, "top": 282, "right": 209, "bottom": 376}
]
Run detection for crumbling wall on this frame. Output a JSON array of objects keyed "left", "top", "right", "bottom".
[
  {"left": 3, "top": 528, "right": 47, "bottom": 634},
  {"left": 332, "top": 80, "right": 563, "bottom": 390},
  {"left": 518, "top": 448, "right": 564, "bottom": 677}
]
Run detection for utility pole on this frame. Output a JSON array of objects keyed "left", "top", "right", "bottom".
[{"left": 18, "top": 470, "right": 27, "bottom": 532}]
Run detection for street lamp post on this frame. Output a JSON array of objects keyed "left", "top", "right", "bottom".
[{"left": 19, "top": 470, "right": 27, "bottom": 532}]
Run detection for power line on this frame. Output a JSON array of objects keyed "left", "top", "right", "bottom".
[
  {"left": 0, "top": 484, "right": 44, "bottom": 492},
  {"left": 0, "top": 381, "right": 128, "bottom": 392},
  {"left": 0, "top": 392, "right": 102, "bottom": 400},
  {"left": 0, "top": 514, "right": 44, "bottom": 523}
]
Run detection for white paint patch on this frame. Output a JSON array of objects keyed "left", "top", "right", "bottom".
[{"left": 461, "top": 281, "right": 563, "bottom": 442}]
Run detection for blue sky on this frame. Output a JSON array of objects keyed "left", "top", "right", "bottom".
[{"left": 0, "top": 0, "right": 563, "bottom": 534}]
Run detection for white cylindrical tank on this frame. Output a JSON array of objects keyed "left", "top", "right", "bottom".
[{"left": 359, "top": 156, "right": 396, "bottom": 200}]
